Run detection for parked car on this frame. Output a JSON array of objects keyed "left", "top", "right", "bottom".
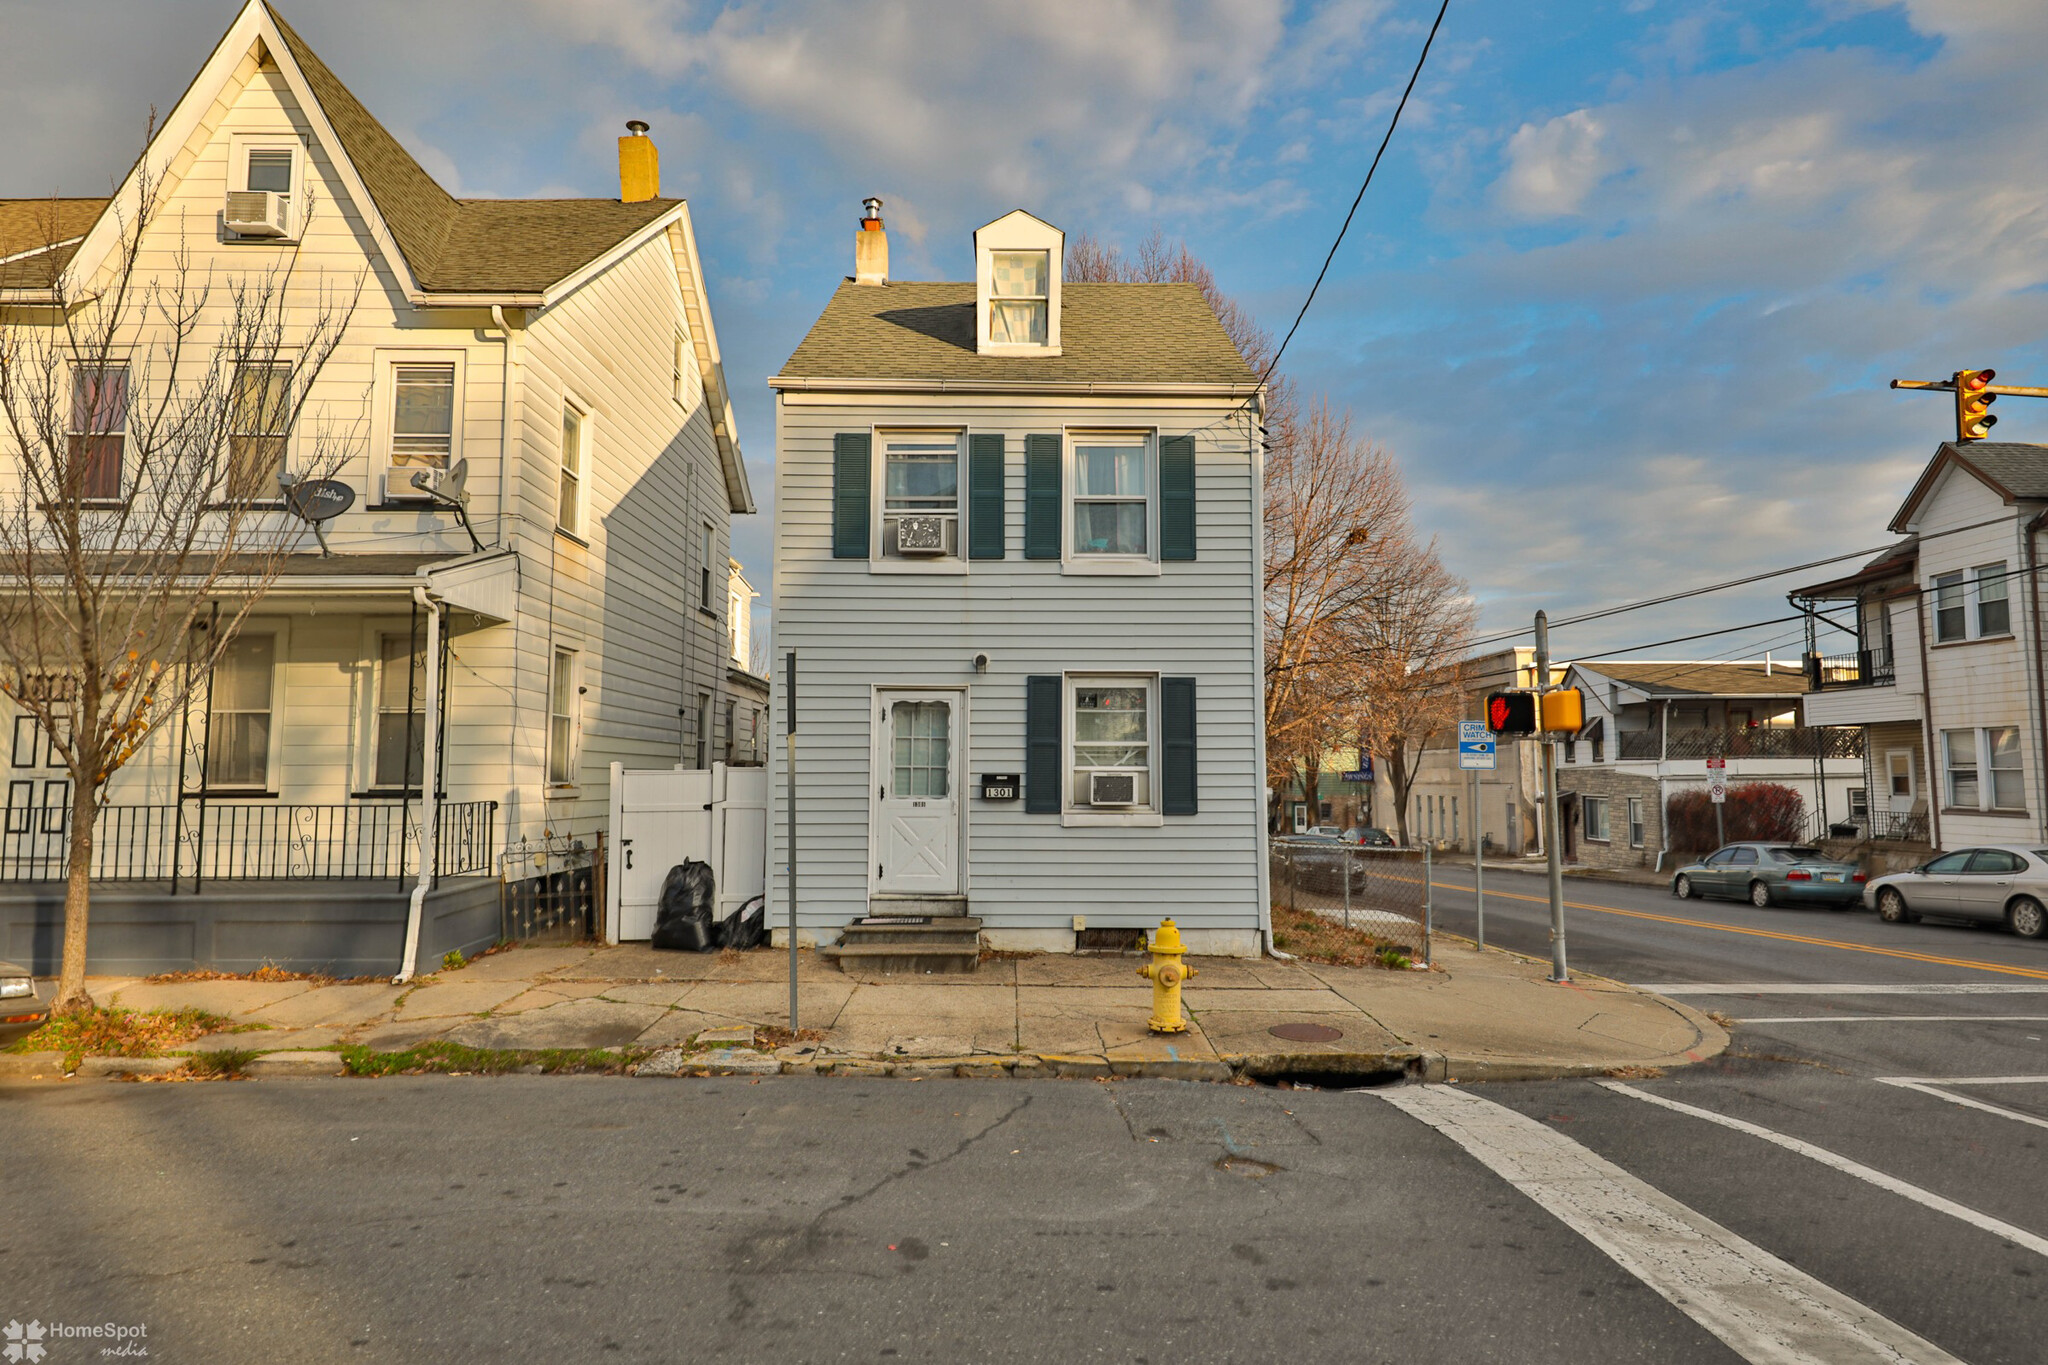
[
  {"left": 0, "top": 960, "right": 49, "bottom": 1046},
  {"left": 1865, "top": 845, "right": 2048, "bottom": 938},
  {"left": 1280, "top": 833, "right": 1370, "bottom": 895},
  {"left": 1670, "top": 843, "right": 1866, "bottom": 908},
  {"left": 1347, "top": 827, "right": 1397, "bottom": 848}
]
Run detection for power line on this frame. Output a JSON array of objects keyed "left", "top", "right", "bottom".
[
  {"left": 1250, "top": 0, "right": 1449, "bottom": 399},
  {"left": 1468, "top": 513, "right": 2012, "bottom": 651}
]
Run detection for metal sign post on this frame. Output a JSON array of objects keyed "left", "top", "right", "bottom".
[
  {"left": 1708, "top": 755, "right": 1727, "bottom": 849},
  {"left": 785, "top": 651, "right": 799, "bottom": 1033},
  {"left": 1458, "top": 720, "right": 1495, "bottom": 949}
]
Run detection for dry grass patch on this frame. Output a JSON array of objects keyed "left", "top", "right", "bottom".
[
  {"left": 5, "top": 1006, "right": 261, "bottom": 1070},
  {"left": 753, "top": 1026, "right": 828, "bottom": 1050},
  {"left": 1268, "top": 906, "right": 1418, "bottom": 969},
  {"left": 144, "top": 963, "right": 382, "bottom": 986}
]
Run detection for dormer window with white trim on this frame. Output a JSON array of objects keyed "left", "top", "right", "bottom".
[
  {"left": 974, "top": 210, "right": 1064, "bottom": 356},
  {"left": 990, "top": 252, "right": 1049, "bottom": 344}
]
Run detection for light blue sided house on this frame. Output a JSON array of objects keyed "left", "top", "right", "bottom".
[{"left": 767, "top": 204, "right": 1270, "bottom": 965}]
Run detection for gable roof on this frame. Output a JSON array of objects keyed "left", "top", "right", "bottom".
[
  {"left": 1570, "top": 660, "right": 1810, "bottom": 699},
  {"left": 1890, "top": 441, "right": 2048, "bottom": 532},
  {"left": 773, "top": 281, "right": 1260, "bottom": 391},
  {"left": 0, "top": 3, "right": 684, "bottom": 304}
]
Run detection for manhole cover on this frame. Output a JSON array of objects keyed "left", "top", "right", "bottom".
[{"left": 1267, "top": 1022, "right": 1344, "bottom": 1043}]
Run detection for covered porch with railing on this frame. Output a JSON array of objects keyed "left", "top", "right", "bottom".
[{"left": 1617, "top": 726, "right": 1864, "bottom": 761}]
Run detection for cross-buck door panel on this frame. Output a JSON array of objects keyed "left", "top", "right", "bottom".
[{"left": 875, "top": 691, "right": 961, "bottom": 895}]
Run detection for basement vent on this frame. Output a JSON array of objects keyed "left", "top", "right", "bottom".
[{"left": 1075, "top": 927, "right": 1146, "bottom": 954}]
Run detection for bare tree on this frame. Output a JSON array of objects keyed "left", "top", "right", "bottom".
[
  {"left": 0, "top": 146, "right": 359, "bottom": 1012},
  {"left": 1072, "top": 234, "right": 1473, "bottom": 836}
]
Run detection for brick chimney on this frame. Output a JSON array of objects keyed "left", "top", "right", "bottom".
[
  {"left": 619, "top": 120, "right": 659, "bottom": 203},
  {"left": 854, "top": 196, "right": 888, "bottom": 285}
]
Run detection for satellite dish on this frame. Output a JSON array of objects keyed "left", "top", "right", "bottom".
[
  {"left": 283, "top": 477, "right": 356, "bottom": 523},
  {"left": 406, "top": 458, "right": 481, "bottom": 552}
]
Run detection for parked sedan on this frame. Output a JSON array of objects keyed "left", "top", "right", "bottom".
[
  {"left": 1347, "top": 827, "right": 1397, "bottom": 848},
  {"left": 1866, "top": 845, "right": 2048, "bottom": 938},
  {"left": 1280, "top": 833, "right": 1371, "bottom": 895},
  {"left": 1670, "top": 843, "right": 1867, "bottom": 908},
  {"left": 0, "top": 960, "right": 49, "bottom": 1046}
]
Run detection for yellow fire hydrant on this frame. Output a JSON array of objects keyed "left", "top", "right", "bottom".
[{"left": 1138, "top": 918, "right": 1197, "bottom": 1033}]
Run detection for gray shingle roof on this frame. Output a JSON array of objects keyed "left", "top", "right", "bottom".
[
  {"left": 1574, "top": 660, "right": 1810, "bottom": 698},
  {"left": 1941, "top": 442, "right": 2048, "bottom": 499},
  {"left": 778, "top": 281, "right": 1259, "bottom": 386},
  {"left": 268, "top": 4, "right": 671, "bottom": 296}
]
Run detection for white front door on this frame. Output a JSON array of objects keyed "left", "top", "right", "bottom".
[
  {"left": 1886, "top": 749, "right": 1915, "bottom": 815},
  {"left": 874, "top": 690, "right": 961, "bottom": 895}
]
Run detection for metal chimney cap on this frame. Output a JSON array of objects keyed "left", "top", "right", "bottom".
[
  {"left": 625, "top": 119, "right": 650, "bottom": 136},
  {"left": 862, "top": 196, "right": 884, "bottom": 220}
]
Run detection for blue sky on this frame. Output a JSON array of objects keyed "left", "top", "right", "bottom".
[{"left": 6, "top": 0, "right": 2046, "bottom": 662}]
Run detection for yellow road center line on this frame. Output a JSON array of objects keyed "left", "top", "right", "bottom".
[{"left": 1426, "top": 879, "right": 2048, "bottom": 982}]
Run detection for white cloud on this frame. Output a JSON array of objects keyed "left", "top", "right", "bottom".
[{"left": 1499, "top": 109, "right": 1610, "bottom": 217}]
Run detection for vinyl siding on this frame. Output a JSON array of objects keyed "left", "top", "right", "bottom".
[
  {"left": 768, "top": 392, "right": 1264, "bottom": 937},
  {"left": 1911, "top": 471, "right": 2043, "bottom": 844},
  {"left": 8, "top": 57, "right": 748, "bottom": 860}
]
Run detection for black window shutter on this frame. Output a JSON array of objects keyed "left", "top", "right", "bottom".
[
  {"left": 1161, "top": 676, "right": 1197, "bottom": 815},
  {"left": 1025, "top": 675, "right": 1061, "bottom": 813},
  {"left": 1024, "top": 434, "right": 1061, "bottom": 560},
  {"left": 1160, "top": 435, "right": 1196, "bottom": 562},
  {"left": 968, "top": 433, "right": 1005, "bottom": 560},
  {"left": 832, "top": 432, "right": 871, "bottom": 559}
]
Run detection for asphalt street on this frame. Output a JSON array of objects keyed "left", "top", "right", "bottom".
[{"left": 3, "top": 869, "right": 2042, "bottom": 1363}]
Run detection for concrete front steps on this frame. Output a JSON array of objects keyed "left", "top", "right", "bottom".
[{"left": 822, "top": 897, "right": 981, "bottom": 974}]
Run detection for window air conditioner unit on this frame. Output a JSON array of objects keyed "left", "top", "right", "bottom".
[
  {"left": 224, "top": 190, "right": 289, "bottom": 238},
  {"left": 894, "top": 514, "right": 948, "bottom": 555},
  {"left": 1089, "top": 772, "right": 1138, "bottom": 807}
]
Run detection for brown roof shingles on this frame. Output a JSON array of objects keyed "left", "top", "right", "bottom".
[
  {"left": 1577, "top": 660, "right": 1810, "bottom": 698},
  {"left": 0, "top": 198, "right": 108, "bottom": 289},
  {"left": 779, "top": 281, "right": 1259, "bottom": 386}
]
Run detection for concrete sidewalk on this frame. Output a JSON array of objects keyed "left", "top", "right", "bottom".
[{"left": 8, "top": 938, "right": 1726, "bottom": 1084}]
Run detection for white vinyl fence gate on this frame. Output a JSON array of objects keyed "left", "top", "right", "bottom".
[{"left": 605, "top": 762, "right": 768, "bottom": 942}]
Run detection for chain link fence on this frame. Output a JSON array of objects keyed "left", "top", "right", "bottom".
[{"left": 1271, "top": 838, "right": 1431, "bottom": 959}]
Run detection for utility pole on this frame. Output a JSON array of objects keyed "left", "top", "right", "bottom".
[{"left": 1535, "top": 611, "right": 1567, "bottom": 983}]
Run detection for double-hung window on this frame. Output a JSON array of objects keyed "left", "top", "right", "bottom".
[
  {"left": 1933, "top": 572, "right": 1967, "bottom": 642},
  {"left": 878, "top": 431, "right": 961, "bottom": 561},
  {"left": 701, "top": 523, "right": 716, "bottom": 610},
  {"left": 558, "top": 403, "right": 586, "bottom": 535},
  {"left": 1583, "top": 795, "right": 1609, "bottom": 842},
  {"left": 1945, "top": 725, "right": 2025, "bottom": 810},
  {"left": 989, "top": 250, "right": 1049, "bottom": 344},
  {"left": 1069, "top": 433, "right": 1151, "bottom": 560},
  {"left": 1975, "top": 563, "right": 2011, "bottom": 636},
  {"left": 205, "top": 633, "right": 274, "bottom": 790},
  {"left": 373, "top": 632, "right": 425, "bottom": 790},
  {"left": 1071, "top": 677, "right": 1152, "bottom": 810},
  {"left": 1627, "top": 797, "right": 1645, "bottom": 848},
  {"left": 66, "top": 365, "right": 126, "bottom": 501},
  {"left": 228, "top": 361, "right": 291, "bottom": 502},
  {"left": 548, "top": 650, "right": 579, "bottom": 786},
  {"left": 386, "top": 360, "right": 456, "bottom": 497}
]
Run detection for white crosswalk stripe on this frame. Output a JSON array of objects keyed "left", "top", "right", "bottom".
[{"left": 1381, "top": 1084, "right": 1964, "bottom": 1365}]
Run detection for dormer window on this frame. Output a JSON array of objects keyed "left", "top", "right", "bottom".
[
  {"left": 990, "top": 251, "right": 1049, "bottom": 344},
  {"left": 974, "top": 210, "right": 1064, "bottom": 356},
  {"left": 226, "top": 135, "right": 302, "bottom": 240}
]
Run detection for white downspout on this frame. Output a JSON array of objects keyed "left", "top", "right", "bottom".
[
  {"left": 486, "top": 306, "right": 515, "bottom": 549},
  {"left": 394, "top": 585, "right": 445, "bottom": 983}
]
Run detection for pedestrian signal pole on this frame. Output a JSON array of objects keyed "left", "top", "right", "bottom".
[{"left": 1535, "top": 611, "right": 1567, "bottom": 983}]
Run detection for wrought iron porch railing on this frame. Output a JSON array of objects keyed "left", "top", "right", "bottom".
[
  {"left": 1616, "top": 727, "right": 1865, "bottom": 761},
  {"left": 1804, "top": 649, "right": 1895, "bottom": 691},
  {"left": 0, "top": 799, "right": 497, "bottom": 887}
]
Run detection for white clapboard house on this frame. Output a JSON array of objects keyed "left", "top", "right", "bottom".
[
  {"left": 767, "top": 205, "right": 1270, "bottom": 959},
  {"left": 0, "top": 1, "right": 752, "bottom": 974}
]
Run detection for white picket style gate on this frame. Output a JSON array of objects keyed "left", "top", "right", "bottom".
[{"left": 605, "top": 762, "right": 769, "bottom": 942}]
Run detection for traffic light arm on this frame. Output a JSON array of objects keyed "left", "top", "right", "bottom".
[{"left": 1891, "top": 378, "right": 2048, "bottom": 399}]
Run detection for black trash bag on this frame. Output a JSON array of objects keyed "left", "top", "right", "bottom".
[
  {"left": 650, "top": 859, "right": 717, "bottom": 952},
  {"left": 716, "top": 894, "right": 767, "bottom": 952}
]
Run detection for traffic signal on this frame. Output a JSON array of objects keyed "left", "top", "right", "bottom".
[
  {"left": 1486, "top": 692, "right": 1539, "bottom": 735},
  {"left": 1540, "top": 688, "right": 1585, "bottom": 734},
  {"left": 1956, "top": 368, "right": 1997, "bottom": 442}
]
